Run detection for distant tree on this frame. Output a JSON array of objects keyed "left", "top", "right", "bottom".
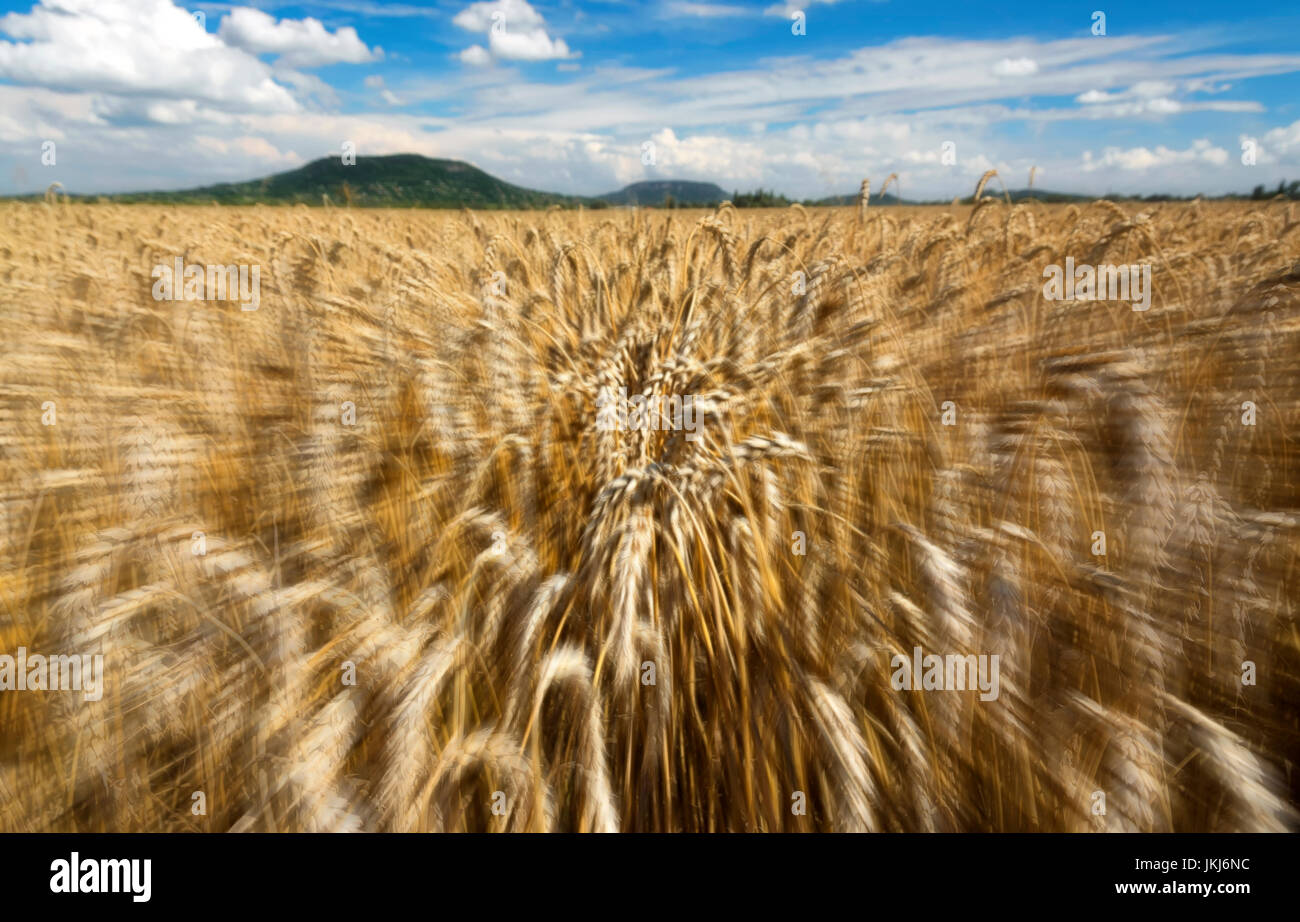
[
  {"left": 1251, "top": 184, "right": 1267, "bottom": 200},
  {"left": 733, "top": 187, "right": 791, "bottom": 208}
]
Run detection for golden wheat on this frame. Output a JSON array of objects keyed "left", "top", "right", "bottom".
[{"left": 0, "top": 199, "right": 1297, "bottom": 832}]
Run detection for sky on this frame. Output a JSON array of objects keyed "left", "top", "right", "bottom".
[{"left": 2, "top": 0, "right": 1299, "bottom": 200}]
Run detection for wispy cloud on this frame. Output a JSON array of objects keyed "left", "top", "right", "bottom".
[
  {"left": 763, "top": 0, "right": 850, "bottom": 18},
  {"left": 663, "top": 2, "right": 749, "bottom": 17}
]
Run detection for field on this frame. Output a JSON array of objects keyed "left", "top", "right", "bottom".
[{"left": 1, "top": 197, "right": 1298, "bottom": 831}]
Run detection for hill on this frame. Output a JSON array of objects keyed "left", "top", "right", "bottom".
[
  {"left": 953, "top": 188, "right": 1091, "bottom": 204},
  {"left": 598, "top": 180, "right": 729, "bottom": 206},
  {"left": 810, "top": 191, "right": 912, "bottom": 206},
  {"left": 15, "top": 157, "right": 1259, "bottom": 209},
  {"left": 98, "top": 154, "right": 586, "bottom": 209}
]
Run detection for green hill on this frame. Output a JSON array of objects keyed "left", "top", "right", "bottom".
[
  {"left": 99, "top": 154, "right": 586, "bottom": 209},
  {"left": 810, "top": 191, "right": 911, "bottom": 206},
  {"left": 955, "top": 188, "right": 1092, "bottom": 204},
  {"left": 16, "top": 156, "right": 1211, "bottom": 210},
  {"left": 598, "top": 180, "right": 729, "bottom": 206},
  {"left": 58, "top": 158, "right": 732, "bottom": 209}
]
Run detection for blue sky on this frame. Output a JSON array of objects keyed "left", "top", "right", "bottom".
[{"left": 2, "top": 0, "right": 1299, "bottom": 198}]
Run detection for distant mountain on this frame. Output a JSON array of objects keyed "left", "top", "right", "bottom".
[
  {"left": 76, "top": 158, "right": 733, "bottom": 209},
  {"left": 809, "top": 188, "right": 1094, "bottom": 206},
  {"left": 951, "top": 188, "right": 1092, "bottom": 204},
  {"left": 98, "top": 154, "right": 586, "bottom": 209},
  {"left": 810, "top": 191, "right": 912, "bottom": 206},
  {"left": 598, "top": 180, "right": 729, "bottom": 206},
  {"left": 1007, "top": 188, "right": 1091, "bottom": 203},
  {"left": 11, "top": 156, "right": 1233, "bottom": 209}
]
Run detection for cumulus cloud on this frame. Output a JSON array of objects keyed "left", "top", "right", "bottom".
[
  {"left": 1251, "top": 118, "right": 1300, "bottom": 163},
  {"left": 194, "top": 134, "right": 300, "bottom": 166},
  {"left": 641, "top": 126, "right": 764, "bottom": 182},
  {"left": 453, "top": 0, "right": 543, "bottom": 32},
  {"left": 0, "top": 0, "right": 298, "bottom": 112},
  {"left": 90, "top": 96, "right": 231, "bottom": 127},
  {"left": 453, "top": 0, "right": 575, "bottom": 63},
  {"left": 460, "top": 45, "right": 493, "bottom": 67},
  {"left": 491, "top": 30, "right": 573, "bottom": 62},
  {"left": 218, "top": 8, "right": 381, "bottom": 69},
  {"left": 0, "top": 0, "right": 391, "bottom": 131},
  {"left": 360, "top": 74, "right": 402, "bottom": 105},
  {"left": 1082, "top": 138, "right": 1229, "bottom": 171}
]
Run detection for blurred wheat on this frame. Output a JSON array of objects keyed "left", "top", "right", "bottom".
[{"left": 1, "top": 197, "right": 1297, "bottom": 832}]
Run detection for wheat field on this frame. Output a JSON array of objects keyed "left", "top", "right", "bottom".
[{"left": 1, "top": 195, "right": 1297, "bottom": 832}]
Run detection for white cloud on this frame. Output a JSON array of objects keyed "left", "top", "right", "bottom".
[
  {"left": 642, "top": 126, "right": 763, "bottom": 182},
  {"left": 0, "top": 84, "right": 96, "bottom": 144},
  {"left": 490, "top": 29, "right": 573, "bottom": 62},
  {"left": 194, "top": 134, "right": 300, "bottom": 166},
  {"left": 453, "top": 0, "right": 575, "bottom": 63},
  {"left": 901, "top": 148, "right": 941, "bottom": 164},
  {"left": 665, "top": 3, "right": 748, "bottom": 16},
  {"left": 454, "top": 0, "right": 546, "bottom": 32},
  {"left": 1130, "top": 80, "right": 1177, "bottom": 97},
  {"left": 1257, "top": 118, "right": 1300, "bottom": 161},
  {"left": 0, "top": 0, "right": 298, "bottom": 112},
  {"left": 359, "top": 70, "right": 401, "bottom": 104},
  {"left": 218, "top": 8, "right": 381, "bottom": 69},
  {"left": 1073, "top": 85, "right": 1255, "bottom": 119},
  {"left": 763, "top": 0, "right": 845, "bottom": 16},
  {"left": 993, "top": 57, "right": 1038, "bottom": 77},
  {"left": 1081, "top": 138, "right": 1229, "bottom": 172},
  {"left": 90, "top": 96, "right": 228, "bottom": 126},
  {"left": 274, "top": 69, "right": 342, "bottom": 109},
  {"left": 1074, "top": 79, "right": 1262, "bottom": 118}
]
